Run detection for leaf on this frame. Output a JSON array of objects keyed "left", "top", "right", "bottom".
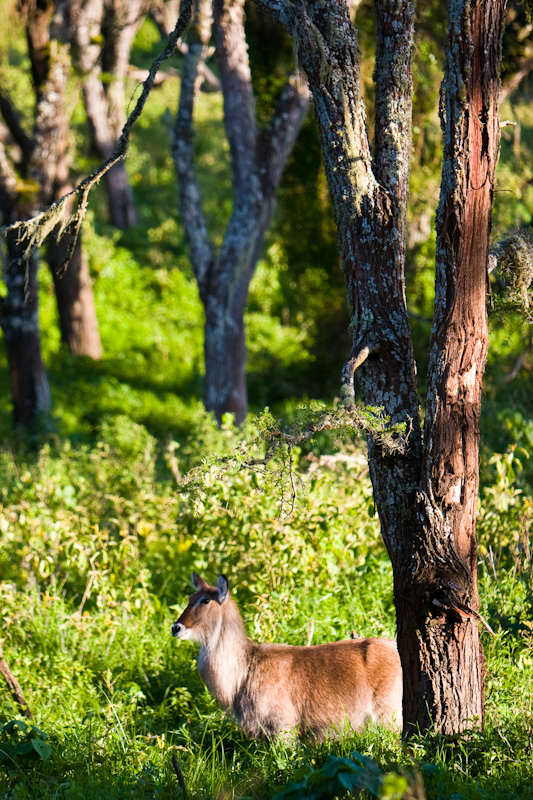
[
  {"left": 30, "top": 737, "right": 52, "bottom": 761},
  {"left": 3, "top": 719, "right": 28, "bottom": 735},
  {"left": 337, "top": 770, "right": 365, "bottom": 792},
  {"left": 320, "top": 755, "right": 360, "bottom": 778},
  {"left": 11, "top": 740, "right": 34, "bottom": 756}
]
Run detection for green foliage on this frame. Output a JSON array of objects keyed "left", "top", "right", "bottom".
[
  {"left": 0, "top": 407, "right": 532, "bottom": 798},
  {"left": 0, "top": 721, "right": 51, "bottom": 765},
  {"left": 273, "top": 751, "right": 420, "bottom": 800},
  {"left": 1, "top": 6, "right": 533, "bottom": 800}
]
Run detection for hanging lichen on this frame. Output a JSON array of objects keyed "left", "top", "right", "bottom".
[{"left": 490, "top": 229, "right": 533, "bottom": 321}]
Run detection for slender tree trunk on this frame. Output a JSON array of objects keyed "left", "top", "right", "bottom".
[
  {"left": 31, "top": 0, "right": 102, "bottom": 360},
  {"left": 71, "top": 0, "right": 138, "bottom": 229},
  {"left": 202, "top": 206, "right": 273, "bottom": 422},
  {"left": 40, "top": 3, "right": 102, "bottom": 358},
  {"left": 174, "top": 0, "right": 308, "bottom": 423},
  {"left": 203, "top": 282, "right": 249, "bottom": 422},
  {"left": 82, "top": 72, "right": 137, "bottom": 228},
  {"left": 102, "top": 0, "right": 147, "bottom": 139},
  {"left": 47, "top": 210, "right": 102, "bottom": 358},
  {"left": 1, "top": 231, "right": 51, "bottom": 428},
  {"left": 0, "top": 157, "right": 50, "bottom": 428}
]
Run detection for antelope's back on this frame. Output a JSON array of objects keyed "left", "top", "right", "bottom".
[{"left": 288, "top": 637, "right": 402, "bottom": 733}]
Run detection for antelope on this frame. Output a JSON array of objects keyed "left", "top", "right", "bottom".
[{"left": 171, "top": 573, "right": 403, "bottom": 740}]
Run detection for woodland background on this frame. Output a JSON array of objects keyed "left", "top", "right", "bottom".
[{"left": 1, "top": 0, "right": 533, "bottom": 798}]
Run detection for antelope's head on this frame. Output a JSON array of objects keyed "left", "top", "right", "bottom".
[{"left": 171, "top": 572, "right": 229, "bottom": 643}]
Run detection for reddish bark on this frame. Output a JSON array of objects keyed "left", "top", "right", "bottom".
[{"left": 251, "top": 0, "right": 507, "bottom": 733}]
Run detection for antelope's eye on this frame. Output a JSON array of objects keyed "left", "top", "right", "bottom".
[{"left": 201, "top": 597, "right": 210, "bottom": 605}]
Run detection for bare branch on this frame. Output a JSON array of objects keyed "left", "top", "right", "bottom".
[
  {"left": 0, "top": 0, "right": 194, "bottom": 264},
  {"left": 213, "top": 0, "right": 260, "bottom": 207},
  {"left": 172, "top": 0, "right": 214, "bottom": 292},
  {"left": 0, "top": 643, "right": 33, "bottom": 719},
  {"left": 340, "top": 345, "right": 372, "bottom": 410},
  {"left": 500, "top": 56, "right": 533, "bottom": 104},
  {"left": 147, "top": 2, "right": 221, "bottom": 90},
  {"left": 0, "top": 92, "right": 33, "bottom": 160},
  {"left": 259, "top": 74, "right": 310, "bottom": 198},
  {"left": 171, "top": 753, "right": 189, "bottom": 800}
]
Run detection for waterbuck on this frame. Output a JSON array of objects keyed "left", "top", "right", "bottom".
[{"left": 171, "top": 573, "right": 402, "bottom": 740}]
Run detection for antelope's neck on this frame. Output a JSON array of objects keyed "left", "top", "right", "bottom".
[{"left": 197, "top": 606, "right": 251, "bottom": 708}]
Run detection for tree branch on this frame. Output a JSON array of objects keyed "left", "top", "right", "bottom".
[
  {"left": 0, "top": 92, "right": 33, "bottom": 161},
  {"left": 0, "top": 643, "right": 33, "bottom": 719},
  {"left": 500, "top": 56, "right": 533, "bottom": 104},
  {"left": 172, "top": 0, "right": 214, "bottom": 294},
  {"left": 258, "top": 74, "right": 310, "bottom": 198},
  {"left": 148, "top": 2, "right": 221, "bottom": 90},
  {"left": 213, "top": 0, "right": 260, "bottom": 208},
  {"left": 340, "top": 345, "right": 372, "bottom": 410}
]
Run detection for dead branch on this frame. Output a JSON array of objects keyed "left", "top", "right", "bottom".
[
  {"left": 171, "top": 753, "right": 189, "bottom": 799},
  {"left": 0, "top": 642, "right": 33, "bottom": 719}
]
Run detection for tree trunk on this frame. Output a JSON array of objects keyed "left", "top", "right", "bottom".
[
  {"left": 1, "top": 234, "right": 51, "bottom": 429},
  {"left": 71, "top": 0, "right": 138, "bottom": 229},
  {"left": 203, "top": 286, "right": 249, "bottom": 423},
  {"left": 252, "top": 0, "right": 506, "bottom": 734},
  {"left": 0, "top": 153, "right": 50, "bottom": 429},
  {"left": 398, "top": 0, "right": 506, "bottom": 734},
  {"left": 201, "top": 206, "right": 273, "bottom": 423},
  {"left": 31, "top": 0, "right": 102, "bottom": 360},
  {"left": 173, "top": 0, "right": 308, "bottom": 423},
  {"left": 102, "top": 0, "right": 147, "bottom": 139},
  {"left": 47, "top": 220, "right": 102, "bottom": 359}
]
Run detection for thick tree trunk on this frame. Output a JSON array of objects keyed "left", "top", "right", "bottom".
[
  {"left": 397, "top": 0, "right": 506, "bottom": 734},
  {"left": 252, "top": 0, "right": 506, "bottom": 734}
]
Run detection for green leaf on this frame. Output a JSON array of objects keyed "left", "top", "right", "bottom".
[{"left": 30, "top": 737, "right": 52, "bottom": 761}]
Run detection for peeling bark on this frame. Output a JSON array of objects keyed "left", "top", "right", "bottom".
[
  {"left": 173, "top": 0, "right": 309, "bottom": 423},
  {"left": 404, "top": 0, "right": 507, "bottom": 734},
  {"left": 252, "top": 0, "right": 506, "bottom": 735}
]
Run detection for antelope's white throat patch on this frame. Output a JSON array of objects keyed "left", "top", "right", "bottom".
[{"left": 175, "top": 627, "right": 192, "bottom": 640}]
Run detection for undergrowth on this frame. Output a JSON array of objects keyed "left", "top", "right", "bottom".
[{"left": 1, "top": 414, "right": 533, "bottom": 799}]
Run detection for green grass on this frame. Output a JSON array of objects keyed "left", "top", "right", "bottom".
[{"left": 1, "top": 422, "right": 533, "bottom": 799}]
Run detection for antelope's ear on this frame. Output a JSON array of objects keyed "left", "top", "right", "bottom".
[
  {"left": 217, "top": 575, "right": 229, "bottom": 603},
  {"left": 192, "top": 572, "right": 209, "bottom": 590}
]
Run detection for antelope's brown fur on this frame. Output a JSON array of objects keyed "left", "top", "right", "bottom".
[{"left": 171, "top": 573, "right": 402, "bottom": 740}]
